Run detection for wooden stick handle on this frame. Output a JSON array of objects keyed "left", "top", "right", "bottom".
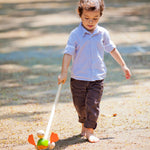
[{"left": 44, "top": 83, "right": 62, "bottom": 139}]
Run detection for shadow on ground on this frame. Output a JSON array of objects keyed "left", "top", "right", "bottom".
[{"left": 54, "top": 134, "right": 114, "bottom": 150}]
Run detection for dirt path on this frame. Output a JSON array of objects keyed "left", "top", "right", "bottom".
[{"left": 0, "top": 0, "right": 150, "bottom": 150}]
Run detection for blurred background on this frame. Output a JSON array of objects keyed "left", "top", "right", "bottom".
[
  {"left": 0, "top": 0, "right": 149, "bottom": 53},
  {"left": 0, "top": 0, "right": 149, "bottom": 105}
]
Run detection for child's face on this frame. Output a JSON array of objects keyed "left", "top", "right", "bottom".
[{"left": 81, "top": 9, "right": 100, "bottom": 33}]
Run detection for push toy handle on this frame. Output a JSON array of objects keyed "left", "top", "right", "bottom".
[{"left": 44, "top": 83, "right": 62, "bottom": 140}]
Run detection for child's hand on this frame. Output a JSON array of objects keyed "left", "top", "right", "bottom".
[
  {"left": 58, "top": 73, "right": 67, "bottom": 84},
  {"left": 122, "top": 65, "right": 131, "bottom": 79}
]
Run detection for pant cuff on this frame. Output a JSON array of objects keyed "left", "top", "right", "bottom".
[{"left": 84, "top": 121, "right": 97, "bottom": 129}]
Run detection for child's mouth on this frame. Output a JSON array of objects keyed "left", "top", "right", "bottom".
[{"left": 88, "top": 25, "right": 93, "bottom": 28}]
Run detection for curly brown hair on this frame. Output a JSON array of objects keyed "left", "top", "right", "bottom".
[{"left": 78, "top": 0, "right": 105, "bottom": 17}]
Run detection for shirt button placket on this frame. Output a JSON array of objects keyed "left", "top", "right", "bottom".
[{"left": 90, "top": 35, "right": 94, "bottom": 81}]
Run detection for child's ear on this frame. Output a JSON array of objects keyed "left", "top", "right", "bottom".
[{"left": 77, "top": 8, "right": 80, "bottom": 17}]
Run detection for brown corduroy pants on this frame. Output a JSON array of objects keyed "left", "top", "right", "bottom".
[{"left": 70, "top": 78, "right": 104, "bottom": 129}]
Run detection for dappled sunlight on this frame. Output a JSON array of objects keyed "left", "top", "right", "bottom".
[
  {"left": 0, "top": 30, "right": 29, "bottom": 39},
  {"left": 23, "top": 85, "right": 40, "bottom": 90},
  {"left": 0, "top": 79, "right": 21, "bottom": 88},
  {"left": 0, "top": 64, "right": 29, "bottom": 73},
  {"left": 110, "top": 31, "right": 150, "bottom": 46},
  {"left": 0, "top": 0, "right": 149, "bottom": 55},
  {"left": 133, "top": 68, "right": 150, "bottom": 75},
  {"left": 13, "top": 33, "right": 69, "bottom": 47},
  {"left": 103, "top": 50, "right": 150, "bottom": 101},
  {"left": 103, "top": 3, "right": 150, "bottom": 47},
  {"left": 0, "top": 0, "right": 50, "bottom": 3},
  {"left": 128, "top": 52, "right": 150, "bottom": 67},
  {"left": 33, "top": 64, "right": 61, "bottom": 72},
  {"left": 0, "top": 0, "right": 78, "bottom": 54},
  {"left": 26, "top": 75, "right": 39, "bottom": 80},
  {"left": 16, "top": 2, "right": 68, "bottom": 9},
  {"left": 29, "top": 13, "right": 80, "bottom": 27},
  {"left": 0, "top": 0, "right": 78, "bottom": 4},
  {"left": 0, "top": 110, "right": 48, "bottom": 121},
  {"left": 109, "top": 81, "right": 150, "bottom": 99},
  {"left": 103, "top": 83, "right": 133, "bottom": 100},
  {"left": 24, "top": 75, "right": 51, "bottom": 85},
  {"left": 0, "top": 0, "right": 149, "bottom": 106}
]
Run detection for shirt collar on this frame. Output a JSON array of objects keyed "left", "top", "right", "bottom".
[{"left": 79, "top": 22, "right": 101, "bottom": 37}]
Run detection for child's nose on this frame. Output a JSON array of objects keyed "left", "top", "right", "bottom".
[{"left": 89, "top": 19, "right": 93, "bottom": 23}]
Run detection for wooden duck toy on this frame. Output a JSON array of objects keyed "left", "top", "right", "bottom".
[{"left": 28, "top": 130, "right": 59, "bottom": 150}]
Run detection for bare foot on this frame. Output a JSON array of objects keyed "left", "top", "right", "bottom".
[
  {"left": 81, "top": 123, "right": 86, "bottom": 136},
  {"left": 87, "top": 134, "right": 100, "bottom": 143},
  {"left": 85, "top": 128, "right": 99, "bottom": 143}
]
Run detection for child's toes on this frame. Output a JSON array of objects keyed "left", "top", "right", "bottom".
[{"left": 87, "top": 134, "right": 99, "bottom": 143}]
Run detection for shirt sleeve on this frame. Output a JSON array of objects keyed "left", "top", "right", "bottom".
[
  {"left": 64, "top": 31, "right": 76, "bottom": 56},
  {"left": 103, "top": 30, "right": 116, "bottom": 53}
]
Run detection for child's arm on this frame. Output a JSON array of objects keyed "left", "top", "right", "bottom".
[
  {"left": 110, "top": 48, "right": 131, "bottom": 79},
  {"left": 58, "top": 54, "right": 72, "bottom": 84}
]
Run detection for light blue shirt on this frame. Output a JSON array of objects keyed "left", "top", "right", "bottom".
[{"left": 64, "top": 23, "right": 116, "bottom": 81}]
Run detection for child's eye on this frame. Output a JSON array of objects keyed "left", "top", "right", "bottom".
[
  {"left": 93, "top": 18, "right": 98, "bottom": 20},
  {"left": 85, "top": 17, "right": 89, "bottom": 20}
]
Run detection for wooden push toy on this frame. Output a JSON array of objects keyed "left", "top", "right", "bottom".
[{"left": 28, "top": 84, "right": 62, "bottom": 149}]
